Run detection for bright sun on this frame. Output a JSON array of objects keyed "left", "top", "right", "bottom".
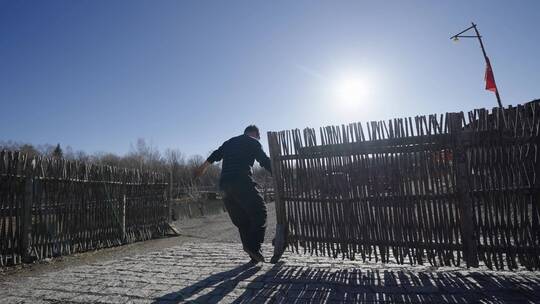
[{"left": 334, "top": 75, "right": 371, "bottom": 107}]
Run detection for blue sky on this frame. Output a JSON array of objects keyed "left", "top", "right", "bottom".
[{"left": 1, "top": 0, "right": 539, "bottom": 157}]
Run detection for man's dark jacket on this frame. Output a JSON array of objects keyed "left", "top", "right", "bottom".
[{"left": 206, "top": 134, "right": 272, "bottom": 187}]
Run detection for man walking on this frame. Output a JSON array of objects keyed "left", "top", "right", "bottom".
[{"left": 195, "top": 125, "right": 272, "bottom": 263}]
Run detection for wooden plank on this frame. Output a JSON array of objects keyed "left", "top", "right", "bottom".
[
  {"left": 268, "top": 132, "right": 288, "bottom": 263},
  {"left": 444, "top": 112, "right": 478, "bottom": 267},
  {"left": 21, "top": 176, "right": 33, "bottom": 261}
]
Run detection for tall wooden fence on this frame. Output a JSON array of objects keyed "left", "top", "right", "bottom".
[
  {"left": 0, "top": 151, "right": 169, "bottom": 266},
  {"left": 268, "top": 103, "right": 540, "bottom": 270}
]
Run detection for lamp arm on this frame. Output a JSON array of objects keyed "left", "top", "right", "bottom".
[{"left": 450, "top": 24, "right": 476, "bottom": 40}]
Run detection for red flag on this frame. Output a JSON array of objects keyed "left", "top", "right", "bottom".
[{"left": 484, "top": 57, "right": 497, "bottom": 92}]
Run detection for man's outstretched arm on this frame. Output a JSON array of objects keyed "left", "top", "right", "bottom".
[
  {"left": 255, "top": 144, "right": 272, "bottom": 174},
  {"left": 195, "top": 145, "right": 223, "bottom": 178}
]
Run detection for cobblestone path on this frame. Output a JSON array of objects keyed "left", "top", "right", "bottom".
[{"left": 1, "top": 242, "right": 539, "bottom": 303}]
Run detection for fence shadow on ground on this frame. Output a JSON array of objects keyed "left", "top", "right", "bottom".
[{"left": 153, "top": 262, "right": 540, "bottom": 303}]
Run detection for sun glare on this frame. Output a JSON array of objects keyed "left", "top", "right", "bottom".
[{"left": 334, "top": 75, "right": 371, "bottom": 107}]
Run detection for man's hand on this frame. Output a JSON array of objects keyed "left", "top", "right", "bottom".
[{"left": 194, "top": 161, "right": 211, "bottom": 179}]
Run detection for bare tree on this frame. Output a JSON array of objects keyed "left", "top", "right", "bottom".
[
  {"left": 19, "top": 144, "right": 40, "bottom": 158},
  {"left": 63, "top": 146, "right": 75, "bottom": 160},
  {"left": 95, "top": 152, "right": 122, "bottom": 167},
  {"left": 75, "top": 150, "right": 90, "bottom": 162},
  {"left": 164, "top": 148, "right": 186, "bottom": 197},
  {"left": 126, "top": 138, "right": 163, "bottom": 171},
  {"left": 37, "top": 144, "right": 56, "bottom": 157}
]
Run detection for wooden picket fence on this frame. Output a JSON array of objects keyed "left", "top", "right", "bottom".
[
  {"left": 0, "top": 151, "right": 169, "bottom": 266},
  {"left": 268, "top": 102, "right": 540, "bottom": 270}
]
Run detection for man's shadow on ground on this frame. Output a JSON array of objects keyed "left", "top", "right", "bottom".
[
  {"left": 152, "top": 262, "right": 264, "bottom": 304},
  {"left": 154, "top": 262, "right": 540, "bottom": 304}
]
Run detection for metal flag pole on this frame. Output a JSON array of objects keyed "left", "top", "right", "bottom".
[{"left": 451, "top": 22, "right": 503, "bottom": 109}]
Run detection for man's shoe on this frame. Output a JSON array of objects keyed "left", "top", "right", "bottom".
[{"left": 243, "top": 247, "right": 265, "bottom": 263}]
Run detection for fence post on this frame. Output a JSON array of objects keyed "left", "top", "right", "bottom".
[
  {"left": 168, "top": 170, "right": 173, "bottom": 222},
  {"left": 268, "top": 132, "right": 288, "bottom": 264},
  {"left": 121, "top": 194, "right": 127, "bottom": 243},
  {"left": 449, "top": 112, "right": 479, "bottom": 267},
  {"left": 21, "top": 176, "right": 33, "bottom": 262}
]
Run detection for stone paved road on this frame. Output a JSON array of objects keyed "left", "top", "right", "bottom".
[
  {"left": 0, "top": 203, "right": 277, "bottom": 280},
  {"left": 2, "top": 202, "right": 540, "bottom": 303},
  {"left": 1, "top": 242, "right": 540, "bottom": 303}
]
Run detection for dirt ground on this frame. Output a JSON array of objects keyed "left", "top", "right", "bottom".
[{"left": 0, "top": 202, "right": 276, "bottom": 281}]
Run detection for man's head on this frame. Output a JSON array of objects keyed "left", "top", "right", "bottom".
[{"left": 244, "top": 125, "right": 260, "bottom": 140}]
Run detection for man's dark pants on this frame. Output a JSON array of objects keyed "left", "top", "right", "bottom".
[{"left": 221, "top": 179, "right": 267, "bottom": 254}]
